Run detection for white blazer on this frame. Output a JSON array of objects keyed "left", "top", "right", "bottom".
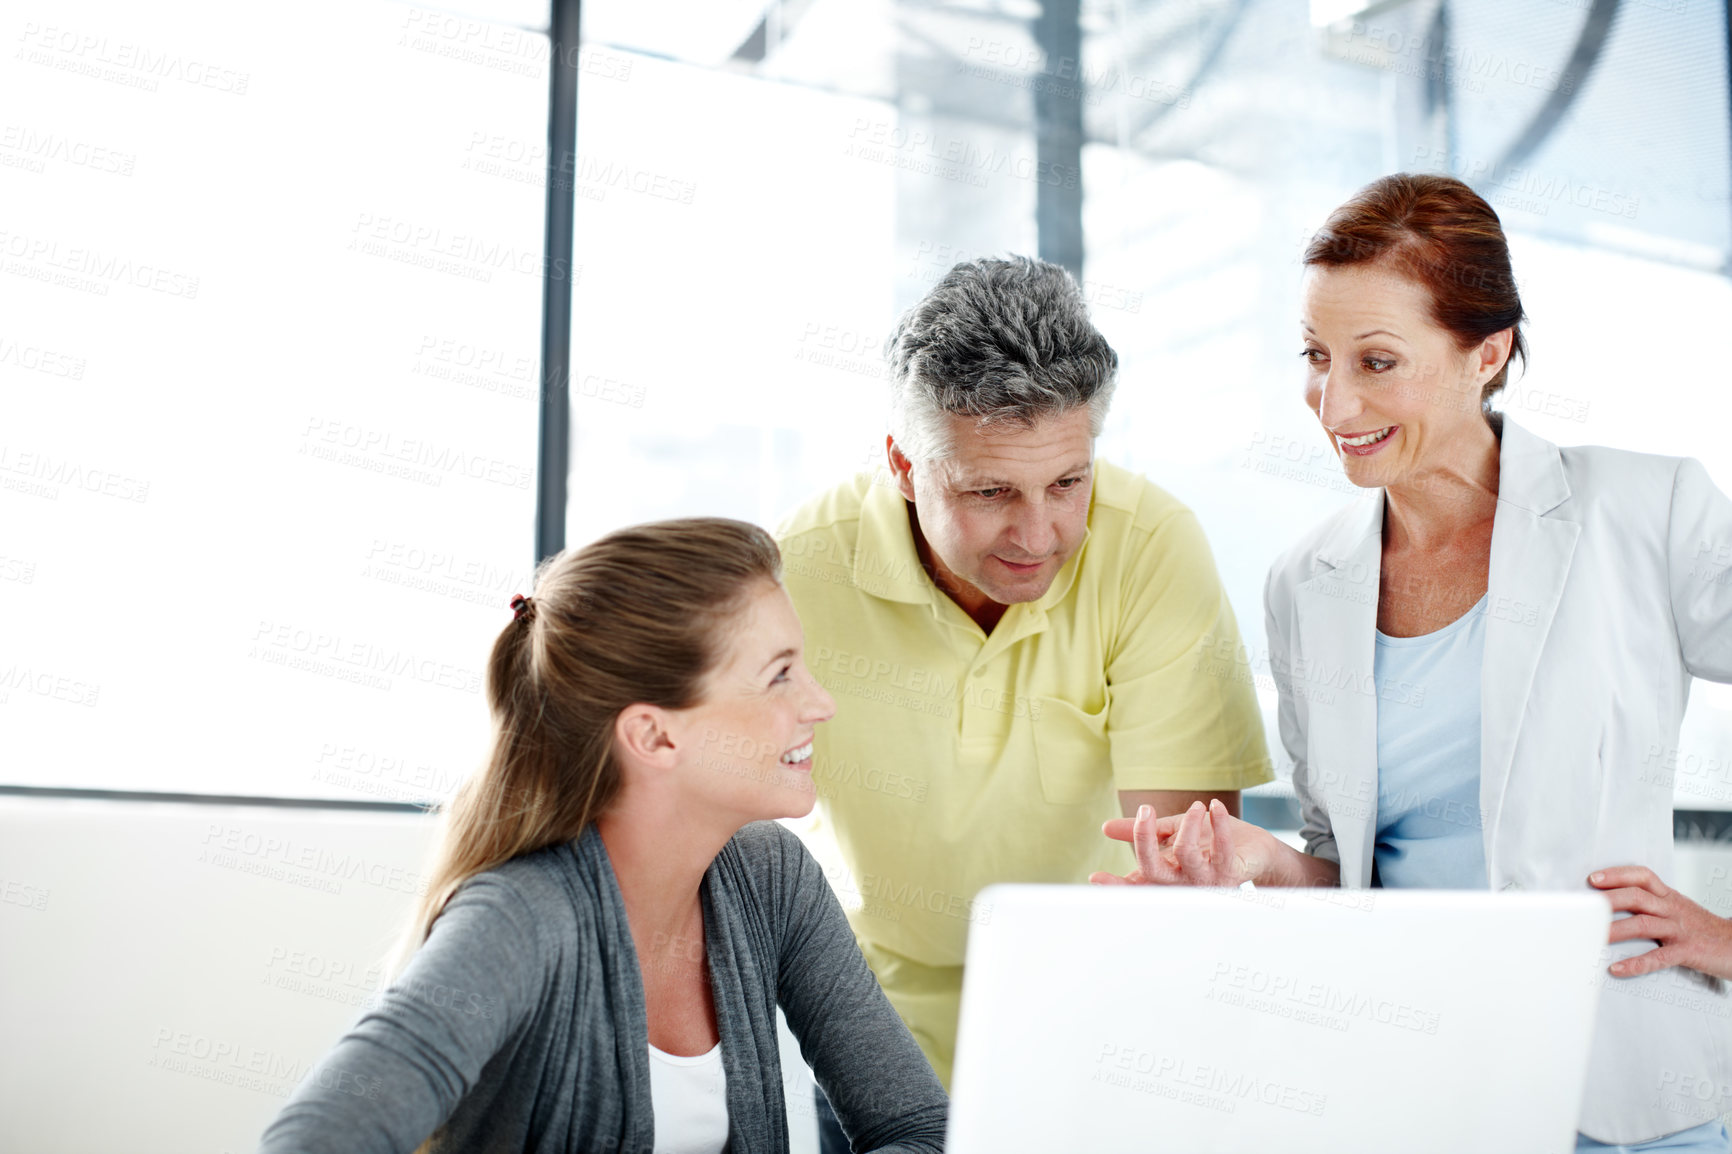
[{"left": 1265, "top": 417, "right": 1732, "bottom": 1144}]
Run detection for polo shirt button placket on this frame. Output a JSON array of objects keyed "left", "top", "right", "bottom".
[{"left": 959, "top": 663, "right": 987, "bottom": 739}]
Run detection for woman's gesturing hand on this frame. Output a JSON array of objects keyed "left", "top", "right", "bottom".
[
  {"left": 1589, "top": 865, "right": 1732, "bottom": 981},
  {"left": 1089, "top": 799, "right": 1273, "bottom": 887}
]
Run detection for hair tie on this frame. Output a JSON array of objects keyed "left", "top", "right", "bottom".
[{"left": 510, "top": 594, "right": 531, "bottom": 620}]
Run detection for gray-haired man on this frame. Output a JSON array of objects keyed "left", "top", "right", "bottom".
[{"left": 777, "top": 257, "right": 1271, "bottom": 1144}]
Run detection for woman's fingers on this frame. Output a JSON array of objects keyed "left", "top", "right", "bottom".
[
  {"left": 1132, "top": 805, "right": 1159, "bottom": 872},
  {"left": 1100, "top": 809, "right": 1189, "bottom": 885},
  {"left": 1104, "top": 803, "right": 1244, "bottom": 886},
  {"left": 1599, "top": 885, "right": 1670, "bottom": 918},
  {"left": 1593, "top": 868, "right": 1732, "bottom": 981},
  {"left": 1104, "top": 815, "right": 1184, "bottom": 845},
  {"left": 1132, "top": 805, "right": 1182, "bottom": 884},
  {"left": 1154, "top": 814, "right": 1183, "bottom": 846},
  {"left": 1589, "top": 866, "right": 1667, "bottom": 897},
  {"left": 1609, "top": 945, "right": 1673, "bottom": 979},
  {"left": 1209, "top": 799, "right": 1238, "bottom": 883},
  {"left": 1606, "top": 913, "right": 1670, "bottom": 944},
  {"left": 1172, "top": 801, "right": 1214, "bottom": 883}
]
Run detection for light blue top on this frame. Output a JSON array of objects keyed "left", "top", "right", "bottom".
[{"left": 1373, "top": 593, "right": 1490, "bottom": 890}]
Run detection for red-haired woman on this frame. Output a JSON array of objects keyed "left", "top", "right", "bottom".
[
  {"left": 258, "top": 518, "right": 946, "bottom": 1154},
  {"left": 1096, "top": 174, "right": 1732, "bottom": 1151}
]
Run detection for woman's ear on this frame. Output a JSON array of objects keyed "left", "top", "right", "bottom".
[
  {"left": 1474, "top": 328, "right": 1515, "bottom": 387},
  {"left": 613, "top": 704, "right": 678, "bottom": 771}
]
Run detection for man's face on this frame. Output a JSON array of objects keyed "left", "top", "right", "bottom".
[{"left": 890, "top": 408, "right": 1094, "bottom": 613}]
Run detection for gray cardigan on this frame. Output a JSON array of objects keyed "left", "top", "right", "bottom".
[{"left": 257, "top": 821, "right": 947, "bottom": 1153}]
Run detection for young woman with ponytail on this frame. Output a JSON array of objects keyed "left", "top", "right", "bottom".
[{"left": 257, "top": 518, "right": 947, "bottom": 1154}]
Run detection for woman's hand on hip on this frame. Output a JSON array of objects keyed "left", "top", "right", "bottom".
[
  {"left": 1590, "top": 865, "right": 1732, "bottom": 981},
  {"left": 1090, "top": 799, "right": 1275, "bottom": 887}
]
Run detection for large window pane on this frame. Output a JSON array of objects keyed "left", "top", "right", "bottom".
[{"left": 3, "top": 0, "right": 545, "bottom": 801}]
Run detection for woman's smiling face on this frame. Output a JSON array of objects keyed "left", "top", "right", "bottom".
[
  {"left": 670, "top": 579, "right": 836, "bottom": 823},
  {"left": 1300, "top": 262, "right": 1509, "bottom": 491}
]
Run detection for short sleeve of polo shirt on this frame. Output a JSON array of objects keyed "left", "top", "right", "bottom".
[{"left": 1103, "top": 505, "right": 1272, "bottom": 791}]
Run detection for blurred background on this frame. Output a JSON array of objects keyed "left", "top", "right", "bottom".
[{"left": 2, "top": 0, "right": 1728, "bottom": 1149}]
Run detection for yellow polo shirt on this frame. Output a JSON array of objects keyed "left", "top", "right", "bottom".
[{"left": 776, "top": 461, "right": 1271, "bottom": 1087}]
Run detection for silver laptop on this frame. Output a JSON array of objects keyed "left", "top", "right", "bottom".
[{"left": 947, "top": 884, "right": 1608, "bottom": 1154}]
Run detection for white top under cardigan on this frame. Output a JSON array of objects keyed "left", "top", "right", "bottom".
[{"left": 648, "top": 1042, "right": 728, "bottom": 1154}]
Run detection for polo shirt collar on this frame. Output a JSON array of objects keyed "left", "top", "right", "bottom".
[{"left": 853, "top": 480, "right": 936, "bottom": 604}]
